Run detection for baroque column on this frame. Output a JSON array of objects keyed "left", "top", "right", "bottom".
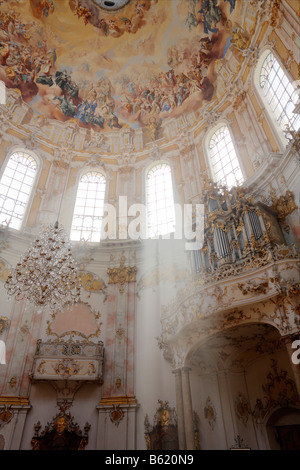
[
  {"left": 97, "top": 255, "right": 138, "bottom": 450},
  {"left": 173, "top": 369, "right": 186, "bottom": 450},
  {"left": 181, "top": 367, "right": 196, "bottom": 450}
]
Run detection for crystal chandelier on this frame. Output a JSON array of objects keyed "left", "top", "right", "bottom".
[{"left": 5, "top": 221, "right": 81, "bottom": 311}]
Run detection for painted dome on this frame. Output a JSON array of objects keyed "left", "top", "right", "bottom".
[{"left": 0, "top": 0, "right": 246, "bottom": 135}]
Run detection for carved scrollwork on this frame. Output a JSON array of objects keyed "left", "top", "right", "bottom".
[
  {"left": 31, "top": 412, "right": 90, "bottom": 450},
  {"left": 107, "top": 257, "right": 137, "bottom": 293},
  {"left": 144, "top": 400, "right": 178, "bottom": 450}
]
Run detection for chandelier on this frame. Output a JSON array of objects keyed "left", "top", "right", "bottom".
[{"left": 5, "top": 221, "right": 81, "bottom": 311}]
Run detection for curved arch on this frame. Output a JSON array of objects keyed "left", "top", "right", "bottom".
[
  {"left": 265, "top": 406, "right": 300, "bottom": 450},
  {"left": 0, "top": 148, "right": 40, "bottom": 230},
  {"left": 204, "top": 122, "right": 244, "bottom": 189},
  {"left": 70, "top": 169, "right": 107, "bottom": 242},
  {"left": 184, "top": 320, "right": 284, "bottom": 371},
  {"left": 75, "top": 164, "right": 107, "bottom": 182},
  {"left": 253, "top": 47, "right": 300, "bottom": 149}
]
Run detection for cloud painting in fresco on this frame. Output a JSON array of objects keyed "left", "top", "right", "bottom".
[{"left": 0, "top": 0, "right": 241, "bottom": 132}]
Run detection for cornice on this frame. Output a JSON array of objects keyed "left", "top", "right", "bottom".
[{"left": 0, "top": 1, "right": 270, "bottom": 165}]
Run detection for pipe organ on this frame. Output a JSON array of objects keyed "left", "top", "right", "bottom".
[{"left": 192, "top": 180, "right": 287, "bottom": 275}]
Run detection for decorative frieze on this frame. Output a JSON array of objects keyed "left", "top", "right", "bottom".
[{"left": 107, "top": 262, "right": 137, "bottom": 292}]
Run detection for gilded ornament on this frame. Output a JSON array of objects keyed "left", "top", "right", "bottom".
[
  {"left": 0, "top": 405, "right": 13, "bottom": 427},
  {"left": 115, "top": 377, "right": 122, "bottom": 389},
  {"left": 252, "top": 359, "right": 300, "bottom": 425},
  {"left": 204, "top": 397, "right": 216, "bottom": 430},
  {"left": 235, "top": 393, "right": 250, "bottom": 425},
  {"left": 99, "top": 396, "right": 137, "bottom": 405},
  {"left": 8, "top": 376, "right": 17, "bottom": 388},
  {"left": 231, "top": 29, "right": 249, "bottom": 51},
  {"left": 284, "top": 127, "right": 300, "bottom": 155},
  {"left": 107, "top": 258, "right": 137, "bottom": 292},
  {"left": 270, "top": 0, "right": 281, "bottom": 28},
  {"left": 0, "top": 317, "right": 10, "bottom": 335},
  {"left": 53, "top": 358, "right": 81, "bottom": 378},
  {"left": 31, "top": 411, "right": 90, "bottom": 450},
  {"left": 269, "top": 190, "right": 298, "bottom": 233},
  {"left": 109, "top": 405, "right": 124, "bottom": 427},
  {"left": 237, "top": 279, "right": 269, "bottom": 295},
  {"left": 144, "top": 400, "right": 178, "bottom": 450},
  {"left": 77, "top": 271, "right": 107, "bottom": 296},
  {"left": 115, "top": 326, "right": 125, "bottom": 341}
]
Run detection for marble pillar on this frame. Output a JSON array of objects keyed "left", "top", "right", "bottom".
[
  {"left": 97, "top": 259, "right": 138, "bottom": 450},
  {"left": 173, "top": 368, "right": 186, "bottom": 450},
  {"left": 181, "top": 367, "right": 195, "bottom": 450}
]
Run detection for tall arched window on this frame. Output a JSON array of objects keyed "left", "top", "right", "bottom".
[
  {"left": 259, "top": 51, "right": 299, "bottom": 133},
  {"left": 0, "top": 151, "right": 38, "bottom": 230},
  {"left": 146, "top": 163, "right": 176, "bottom": 238},
  {"left": 70, "top": 171, "right": 106, "bottom": 242},
  {"left": 208, "top": 125, "right": 244, "bottom": 189}
]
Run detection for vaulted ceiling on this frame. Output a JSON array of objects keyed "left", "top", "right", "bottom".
[
  {"left": 0, "top": 0, "right": 249, "bottom": 134},
  {"left": 190, "top": 323, "right": 284, "bottom": 373}
]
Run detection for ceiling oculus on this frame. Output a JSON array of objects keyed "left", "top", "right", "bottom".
[{"left": 92, "top": 0, "right": 130, "bottom": 10}]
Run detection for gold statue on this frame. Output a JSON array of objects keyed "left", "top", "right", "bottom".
[
  {"left": 159, "top": 409, "right": 170, "bottom": 427},
  {"left": 231, "top": 29, "right": 249, "bottom": 50}
]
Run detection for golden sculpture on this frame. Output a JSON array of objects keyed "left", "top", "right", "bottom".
[
  {"left": 269, "top": 190, "right": 298, "bottom": 232},
  {"left": 144, "top": 400, "right": 179, "bottom": 450},
  {"left": 31, "top": 412, "right": 90, "bottom": 450},
  {"left": 159, "top": 409, "right": 170, "bottom": 427},
  {"left": 231, "top": 29, "right": 249, "bottom": 51}
]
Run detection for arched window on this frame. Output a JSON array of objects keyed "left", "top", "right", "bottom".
[
  {"left": 208, "top": 125, "right": 244, "bottom": 189},
  {"left": 259, "top": 51, "right": 299, "bottom": 133},
  {"left": 0, "top": 151, "right": 38, "bottom": 230},
  {"left": 70, "top": 171, "right": 106, "bottom": 242},
  {"left": 146, "top": 163, "right": 176, "bottom": 238}
]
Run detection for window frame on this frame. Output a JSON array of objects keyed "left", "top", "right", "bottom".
[
  {"left": 204, "top": 122, "right": 245, "bottom": 189},
  {"left": 253, "top": 47, "right": 299, "bottom": 150},
  {"left": 144, "top": 160, "right": 177, "bottom": 239},
  {"left": 69, "top": 168, "right": 107, "bottom": 243},
  {"left": 0, "top": 147, "right": 40, "bottom": 231}
]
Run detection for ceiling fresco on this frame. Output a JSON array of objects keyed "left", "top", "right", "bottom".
[{"left": 0, "top": 0, "right": 243, "bottom": 133}]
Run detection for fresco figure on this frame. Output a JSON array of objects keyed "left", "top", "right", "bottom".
[
  {"left": 225, "top": 0, "right": 236, "bottom": 14},
  {"left": 198, "top": 0, "right": 222, "bottom": 34},
  {"left": 53, "top": 95, "right": 77, "bottom": 117},
  {"left": 0, "top": 0, "right": 238, "bottom": 131}
]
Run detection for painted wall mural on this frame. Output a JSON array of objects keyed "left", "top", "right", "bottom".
[{"left": 0, "top": 0, "right": 241, "bottom": 133}]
